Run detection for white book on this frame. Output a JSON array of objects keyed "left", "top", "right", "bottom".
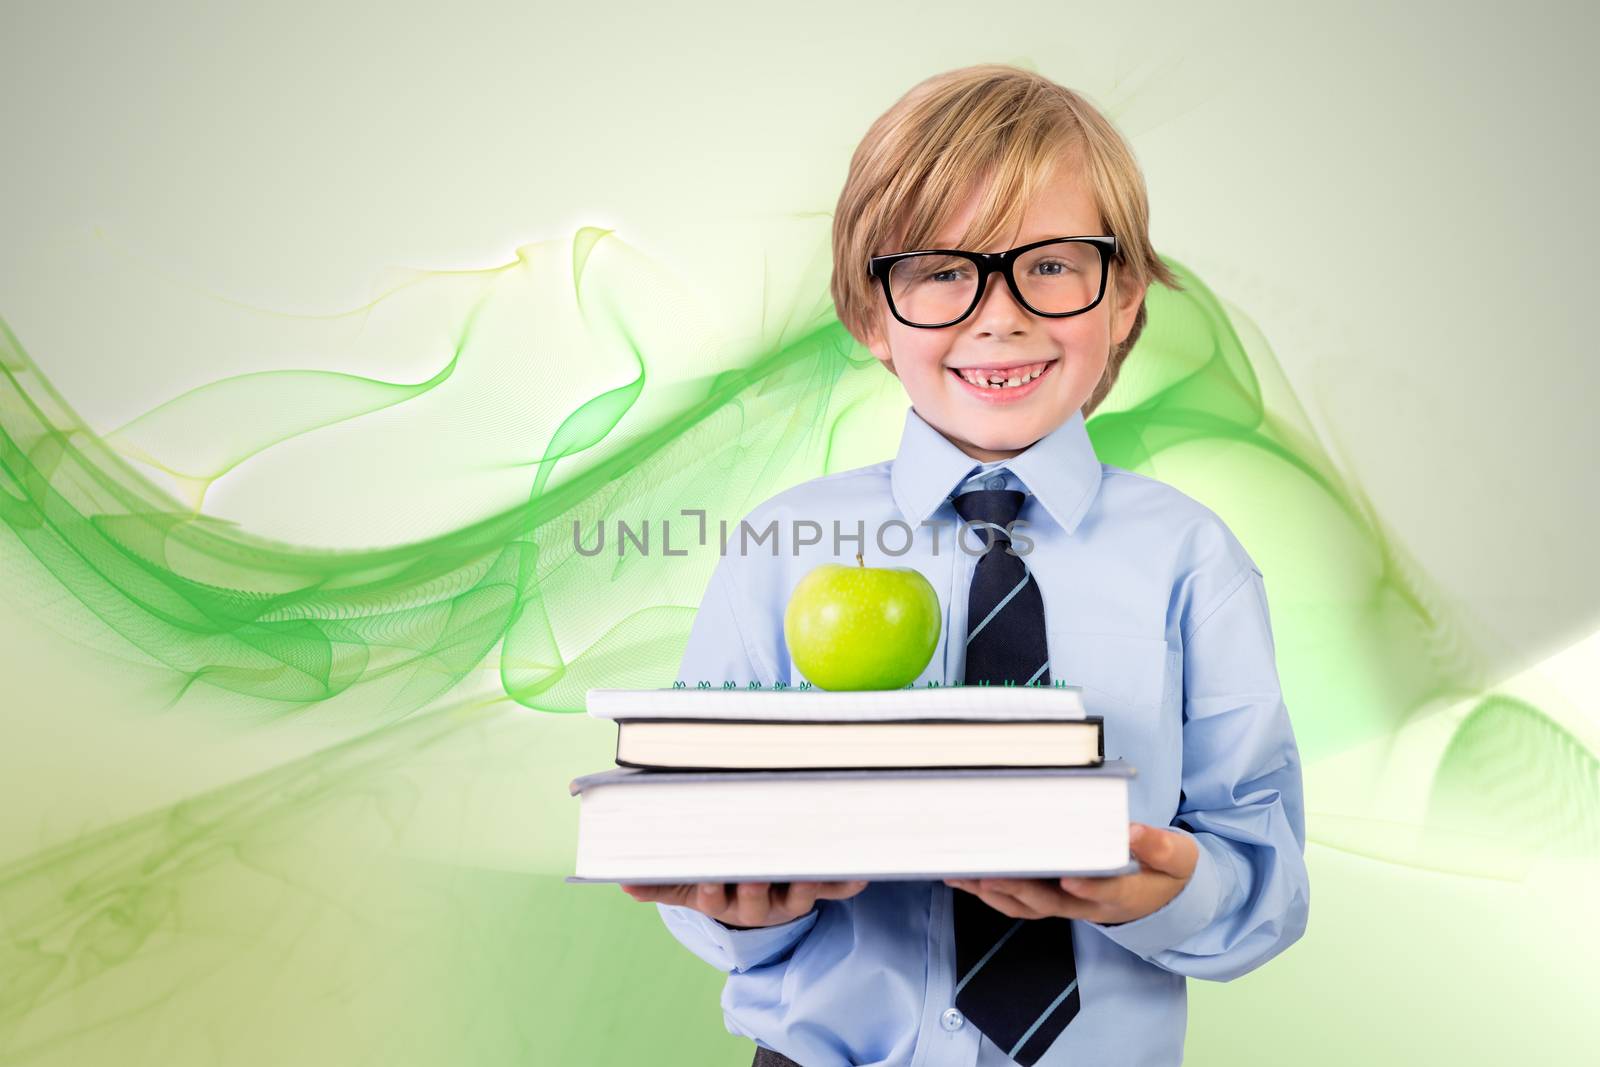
[
  {"left": 566, "top": 761, "right": 1139, "bottom": 884},
  {"left": 586, "top": 684, "right": 1088, "bottom": 722},
  {"left": 586, "top": 685, "right": 1101, "bottom": 771}
]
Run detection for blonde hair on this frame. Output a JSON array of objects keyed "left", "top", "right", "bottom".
[{"left": 830, "top": 64, "right": 1183, "bottom": 416}]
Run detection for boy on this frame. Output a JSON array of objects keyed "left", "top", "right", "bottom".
[{"left": 622, "top": 64, "right": 1309, "bottom": 1067}]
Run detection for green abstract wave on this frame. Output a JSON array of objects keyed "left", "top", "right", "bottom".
[{"left": 1, "top": 226, "right": 1590, "bottom": 1064}]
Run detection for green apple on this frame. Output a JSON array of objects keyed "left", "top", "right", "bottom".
[{"left": 784, "top": 552, "right": 940, "bottom": 690}]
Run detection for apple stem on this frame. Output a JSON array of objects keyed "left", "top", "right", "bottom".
[{"left": 856, "top": 552, "right": 864, "bottom": 568}]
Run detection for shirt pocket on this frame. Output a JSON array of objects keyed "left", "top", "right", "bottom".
[{"left": 1048, "top": 631, "right": 1182, "bottom": 761}]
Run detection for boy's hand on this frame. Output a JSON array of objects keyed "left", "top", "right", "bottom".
[
  {"left": 944, "top": 822, "right": 1198, "bottom": 925},
  {"left": 619, "top": 880, "right": 870, "bottom": 928}
]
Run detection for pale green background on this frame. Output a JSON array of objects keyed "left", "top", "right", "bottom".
[{"left": 1, "top": 1, "right": 1596, "bottom": 1064}]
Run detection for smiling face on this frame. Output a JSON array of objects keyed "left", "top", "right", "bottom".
[{"left": 863, "top": 153, "right": 1148, "bottom": 461}]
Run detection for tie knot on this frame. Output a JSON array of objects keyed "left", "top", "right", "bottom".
[{"left": 951, "top": 487, "right": 1027, "bottom": 530}]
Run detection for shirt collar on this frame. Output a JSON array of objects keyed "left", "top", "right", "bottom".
[{"left": 889, "top": 404, "right": 1103, "bottom": 534}]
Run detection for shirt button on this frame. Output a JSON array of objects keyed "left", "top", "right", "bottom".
[
  {"left": 984, "top": 475, "right": 1005, "bottom": 490},
  {"left": 941, "top": 1007, "right": 965, "bottom": 1031}
]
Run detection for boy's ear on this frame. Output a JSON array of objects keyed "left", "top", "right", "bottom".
[
  {"left": 863, "top": 319, "right": 898, "bottom": 378},
  {"left": 1109, "top": 272, "right": 1149, "bottom": 348}
]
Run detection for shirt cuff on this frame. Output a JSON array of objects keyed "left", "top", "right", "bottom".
[
  {"left": 1086, "top": 828, "right": 1227, "bottom": 959},
  {"left": 657, "top": 903, "right": 820, "bottom": 974}
]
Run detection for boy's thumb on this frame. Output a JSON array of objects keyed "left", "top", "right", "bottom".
[
  {"left": 1128, "top": 823, "right": 1167, "bottom": 869},
  {"left": 1129, "top": 822, "right": 1198, "bottom": 878}
]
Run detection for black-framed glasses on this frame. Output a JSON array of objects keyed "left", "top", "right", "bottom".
[{"left": 867, "top": 234, "right": 1118, "bottom": 329}]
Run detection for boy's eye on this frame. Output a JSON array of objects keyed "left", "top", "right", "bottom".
[{"left": 904, "top": 259, "right": 971, "bottom": 284}]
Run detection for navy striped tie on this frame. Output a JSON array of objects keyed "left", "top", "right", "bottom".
[{"left": 950, "top": 482, "right": 1080, "bottom": 1066}]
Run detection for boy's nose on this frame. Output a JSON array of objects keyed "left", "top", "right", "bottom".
[{"left": 968, "top": 271, "right": 1031, "bottom": 328}]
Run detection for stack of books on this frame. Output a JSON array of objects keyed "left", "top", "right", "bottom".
[{"left": 567, "top": 685, "right": 1140, "bottom": 885}]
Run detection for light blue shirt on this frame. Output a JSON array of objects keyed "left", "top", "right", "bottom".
[{"left": 660, "top": 404, "right": 1310, "bottom": 1066}]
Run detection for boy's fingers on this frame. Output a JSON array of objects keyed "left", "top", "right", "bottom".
[
  {"left": 784, "top": 881, "right": 866, "bottom": 912},
  {"left": 635, "top": 879, "right": 867, "bottom": 920},
  {"left": 782, "top": 882, "right": 822, "bottom": 915},
  {"left": 967, "top": 880, "right": 1043, "bottom": 918},
  {"left": 621, "top": 883, "right": 691, "bottom": 906},
  {"left": 695, "top": 882, "right": 730, "bottom": 914},
  {"left": 983, "top": 878, "right": 1066, "bottom": 916},
  {"left": 971, "top": 885, "right": 1044, "bottom": 919},
  {"left": 992, "top": 882, "right": 1098, "bottom": 921},
  {"left": 1057, "top": 874, "right": 1123, "bottom": 902},
  {"left": 735, "top": 881, "right": 771, "bottom": 922}
]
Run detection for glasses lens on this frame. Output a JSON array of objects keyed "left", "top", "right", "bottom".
[
  {"left": 886, "top": 254, "right": 978, "bottom": 327},
  {"left": 884, "top": 241, "right": 1104, "bottom": 326},
  {"left": 1015, "top": 241, "right": 1102, "bottom": 315}
]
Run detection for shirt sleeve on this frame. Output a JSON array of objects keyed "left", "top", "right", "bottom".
[
  {"left": 653, "top": 551, "right": 819, "bottom": 971},
  {"left": 656, "top": 903, "right": 821, "bottom": 974},
  {"left": 1087, "top": 565, "right": 1311, "bottom": 981}
]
